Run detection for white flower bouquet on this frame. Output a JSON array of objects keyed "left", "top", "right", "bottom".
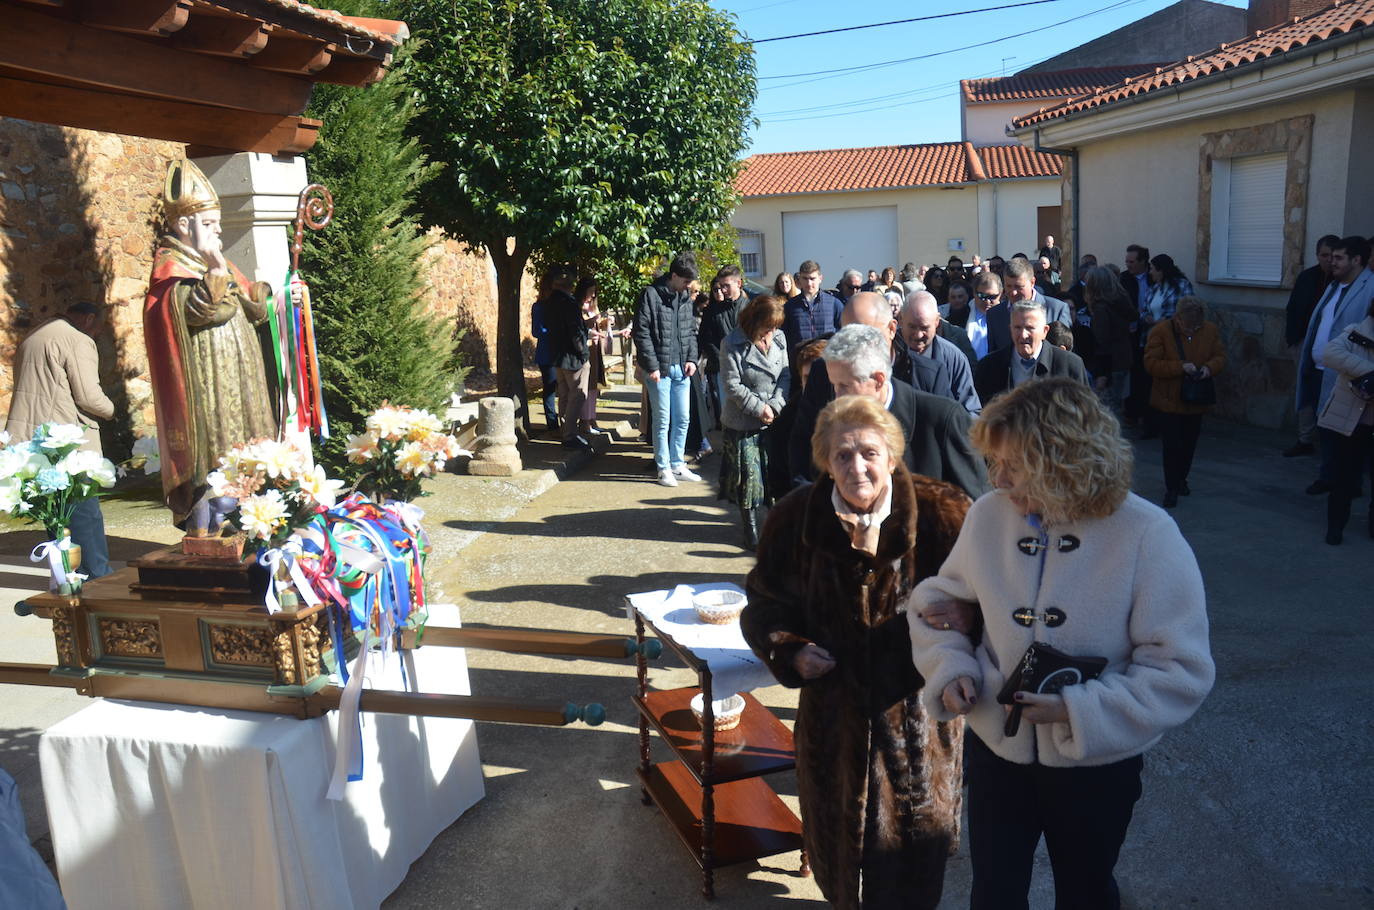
[
  {"left": 345, "top": 404, "right": 467, "bottom": 503},
  {"left": 0, "top": 424, "right": 118, "bottom": 537},
  {"left": 209, "top": 438, "right": 344, "bottom": 550}
]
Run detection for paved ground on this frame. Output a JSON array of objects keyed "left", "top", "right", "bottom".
[{"left": 2, "top": 385, "right": 1372, "bottom": 909}]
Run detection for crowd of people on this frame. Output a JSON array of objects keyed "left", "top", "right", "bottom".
[{"left": 530, "top": 229, "right": 1369, "bottom": 908}]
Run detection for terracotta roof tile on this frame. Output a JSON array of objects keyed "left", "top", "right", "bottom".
[
  {"left": 961, "top": 65, "right": 1165, "bottom": 103},
  {"left": 197, "top": 1, "right": 404, "bottom": 45},
  {"left": 736, "top": 143, "right": 1060, "bottom": 197},
  {"left": 1012, "top": 0, "right": 1374, "bottom": 129},
  {"left": 977, "top": 145, "right": 1066, "bottom": 180}
]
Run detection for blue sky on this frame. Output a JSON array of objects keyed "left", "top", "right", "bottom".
[{"left": 714, "top": 0, "right": 1249, "bottom": 156}]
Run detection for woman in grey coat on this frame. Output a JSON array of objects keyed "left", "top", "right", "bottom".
[{"left": 719, "top": 293, "right": 790, "bottom": 549}]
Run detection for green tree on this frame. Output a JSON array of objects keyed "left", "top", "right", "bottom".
[
  {"left": 398, "top": 0, "right": 755, "bottom": 411},
  {"left": 300, "top": 0, "right": 457, "bottom": 466}
]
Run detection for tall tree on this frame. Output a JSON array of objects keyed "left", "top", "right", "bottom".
[
  {"left": 398, "top": 0, "right": 755, "bottom": 409},
  {"left": 300, "top": 1, "right": 457, "bottom": 465}
]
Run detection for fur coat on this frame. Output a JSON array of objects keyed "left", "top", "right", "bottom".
[{"left": 742, "top": 466, "right": 969, "bottom": 910}]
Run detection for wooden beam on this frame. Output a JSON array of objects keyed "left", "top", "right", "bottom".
[
  {"left": 0, "top": 75, "right": 320, "bottom": 154},
  {"left": 315, "top": 54, "right": 388, "bottom": 87},
  {"left": 170, "top": 13, "right": 269, "bottom": 58},
  {"left": 0, "top": 3, "right": 311, "bottom": 115},
  {"left": 80, "top": 0, "right": 190, "bottom": 37},
  {"left": 201, "top": 0, "right": 391, "bottom": 59},
  {"left": 251, "top": 33, "right": 332, "bottom": 75}
]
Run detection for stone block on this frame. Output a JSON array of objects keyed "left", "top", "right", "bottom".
[{"left": 467, "top": 396, "right": 521, "bottom": 476}]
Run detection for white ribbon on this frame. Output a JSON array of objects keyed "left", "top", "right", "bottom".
[
  {"left": 30, "top": 540, "right": 84, "bottom": 593},
  {"left": 257, "top": 539, "right": 322, "bottom": 614},
  {"left": 326, "top": 629, "right": 371, "bottom": 801},
  {"left": 382, "top": 500, "right": 426, "bottom": 537}
]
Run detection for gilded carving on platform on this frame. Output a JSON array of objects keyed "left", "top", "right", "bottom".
[
  {"left": 274, "top": 628, "right": 298, "bottom": 685},
  {"left": 207, "top": 624, "right": 274, "bottom": 668},
  {"left": 98, "top": 617, "right": 163, "bottom": 658},
  {"left": 51, "top": 605, "right": 77, "bottom": 666},
  {"left": 300, "top": 615, "right": 324, "bottom": 682}
]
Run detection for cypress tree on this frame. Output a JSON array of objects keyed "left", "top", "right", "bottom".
[{"left": 299, "top": 3, "right": 457, "bottom": 468}]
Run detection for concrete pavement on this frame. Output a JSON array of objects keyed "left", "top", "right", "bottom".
[{"left": 2, "top": 385, "right": 1372, "bottom": 908}]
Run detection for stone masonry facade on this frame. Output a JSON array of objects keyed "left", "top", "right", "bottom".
[{"left": 0, "top": 118, "right": 525, "bottom": 458}]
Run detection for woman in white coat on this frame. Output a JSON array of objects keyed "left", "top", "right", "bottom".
[{"left": 908, "top": 377, "right": 1215, "bottom": 910}]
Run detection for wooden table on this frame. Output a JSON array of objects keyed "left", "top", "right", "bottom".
[{"left": 630, "top": 603, "right": 805, "bottom": 900}]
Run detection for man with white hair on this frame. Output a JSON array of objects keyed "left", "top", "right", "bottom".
[
  {"left": 834, "top": 268, "right": 865, "bottom": 301},
  {"left": 807, "top": 324, "right": 987, "bottom": 498},
  {"left": 786, "top": 292, "right": 958, "bottom": 486},
  {"left": 974, "top": 297, "right": 1088, "bottom": 404},
  {"left": 899, "top": 291, "right": 980, "bottom": 416}
]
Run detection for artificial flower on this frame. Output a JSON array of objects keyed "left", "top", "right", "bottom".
[
  {"left": 367, "top": 406, "right": 411, "bottom": 442},
  {"left": 346, "top": 431, "right": 380, "bottom": 463},
  {"left": 36, "top": 467, "right": 70, "bottom": 492},
  {"left": 131, "top": 436, "right": 160, "bottom": 475},
  {"left": 37, "top": 424, "right": 86, "bottom": 450},
  {"left": 393, "top": 441, "right": 433, "bottom": 477},
  {"left": 0, "top": 478, "right": 24, "bottom": 513},
  {"left": 238, "top": 489, "right": 289, "bottom": 541},
  {"left": 297, "top": 464, "right": 345, "bottom": 509}
]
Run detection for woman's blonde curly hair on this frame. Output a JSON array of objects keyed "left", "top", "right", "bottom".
[{"left": 971, "top": 377, "right": 1133, "bottom": 523}]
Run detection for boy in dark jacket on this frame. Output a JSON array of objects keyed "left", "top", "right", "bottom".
[{"left": 633, "top": 252, "right": 701, "bottom": 486}]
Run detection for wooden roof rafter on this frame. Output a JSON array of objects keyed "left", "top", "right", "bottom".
[{"left": 0, "top": 0, "right": 406, "bottom": 154}]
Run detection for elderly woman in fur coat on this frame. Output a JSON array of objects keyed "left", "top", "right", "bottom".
[{"left": 742, "top": 394, "right": 970, "bottom": 910}]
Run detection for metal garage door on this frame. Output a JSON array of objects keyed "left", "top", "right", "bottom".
[{"left": 782, "top": 206, "right": 898, "bottom": 280}]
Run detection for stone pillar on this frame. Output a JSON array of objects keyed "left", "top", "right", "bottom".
[
  {"left": 467, "top": 397, "right": 522, "bottom": 476},
  {"left": 192, "top": 152, "right": 308, "bottom": 297}
]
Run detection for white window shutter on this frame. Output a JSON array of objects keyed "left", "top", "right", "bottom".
[{"left": 1224, "top": 153, "right": 1286, "bottom": 282}]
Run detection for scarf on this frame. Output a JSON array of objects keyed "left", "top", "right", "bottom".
[{"left": 831, "top": 477, "right": 893, "bottom": 556}]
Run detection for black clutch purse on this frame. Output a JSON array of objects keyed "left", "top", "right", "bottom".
[{"left": 996, "top": 642, "right": 1108, "bottom": 736}]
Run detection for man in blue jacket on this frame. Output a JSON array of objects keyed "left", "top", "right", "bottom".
[{"left": 633, "top": 253, "right": 701, "bottom": 487}]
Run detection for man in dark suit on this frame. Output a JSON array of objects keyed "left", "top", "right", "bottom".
[
  {"left": 898, "top": 291, "right": 980, "bottom": 416},
  {"left": 1282, "top": 233, "right": 1339, "bottom": 457},
  {"left": 799, "top": 324, "right": 987, "bottom": 498},
  {"left": 787, "top": 293, "right": 958, "bottom": 486},
  {"left": 1120, "top": 243, "right": 1154, "bottom": 431},
  {"left": 975, "top": 298, "right": 1089, "bottom": 404}
]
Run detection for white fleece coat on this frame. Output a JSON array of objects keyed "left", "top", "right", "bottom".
[{"left": 907, "top": 490, "right": 1215, "bottom": 767}]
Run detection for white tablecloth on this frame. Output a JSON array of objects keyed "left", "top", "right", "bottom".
[
  {"left": 39, "top": 603, "right": 484, "bottom": 910},
  {"left": 626, "top": 582, "right": 775, "bottom": 697}
]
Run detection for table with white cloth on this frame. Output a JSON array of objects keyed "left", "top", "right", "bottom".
[
  {"left": 626, "top": 582, "right": 803, "bottom": 900},
  {"left": 38, "top": 603, "right": 484, "bottom": 910}
]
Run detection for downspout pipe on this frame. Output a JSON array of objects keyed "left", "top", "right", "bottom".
[{"left": 1032, "top": 129, "right": 1078, "bottom": 273}]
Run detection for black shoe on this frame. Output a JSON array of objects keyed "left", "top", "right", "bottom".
[
  {"left": 1163, "top": 491, "right": 1179, "bottom": 508},
  {"left": 1283, "top": 442, "right": 1316, "bottom": 457},
  {"left": 1179, "top": 480, "right": 1191, "bottom": 496},
  {"left": 1306, "top": 479, "right": 1332, "bottom": 495},
  {"left": 1325, "top": 529, "right": 1343, "bottom": 545},
  {"left": 562, "top": 435, "right": 591, "bottom": 450},
  {"left": 739, "top": 507, "right": 760, "bottom": 551}
]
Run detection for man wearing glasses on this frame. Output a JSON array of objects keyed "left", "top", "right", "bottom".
[
  {"left": 966, "top": 272, "right": 1004, "bottom": 360},
  {"left": 834, "top": 268, "right": 865, "bottom": 302}
]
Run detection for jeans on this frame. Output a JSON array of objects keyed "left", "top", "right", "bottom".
[
  {"left": 965, "top": 733, "right": 1143, "bottom": 910},
  {"left": 1158, "top": 411, "right": 1203, "bottom": 493},
  {"left": 538, "top": 364, "right": 559, "bottom": 428},
  {"left": 68, "top": 496, "right": 111, "bottom": 578},
  {"left": 648, "top": 364, "right": 690, "bottom": 471}
]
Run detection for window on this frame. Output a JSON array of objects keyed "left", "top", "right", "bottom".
[
  {"left": 1209, "top": 152, "right": 1287, "bottom": 283},
  {"left": 735, "top": 229, "right": 764, "bottom": 278}
]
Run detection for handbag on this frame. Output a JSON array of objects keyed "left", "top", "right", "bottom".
[
  {"left": 996, "top": 641, "right": 1108, "bottom": 736},
  {"left": 1171, "top": 323, "right": 1216, "bottom": 406}
]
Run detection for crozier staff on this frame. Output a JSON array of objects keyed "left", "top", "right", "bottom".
[
  {"left": 742, "top": 394, "right": 969, "bottom": 910},
  {"left": 908, "top": 377, "right": 1215, "bottom": 910}
]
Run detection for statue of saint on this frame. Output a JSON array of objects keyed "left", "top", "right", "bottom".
[{"left": 144, "top": 159, "right": 279, "bottom": 533}]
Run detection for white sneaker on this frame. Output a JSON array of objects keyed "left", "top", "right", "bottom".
[
  {"left": 673, "top": 464, "right": 702, "bottom": 482},
  {"left": 657, "top": 469, "right": 679, "bottom": 487}
]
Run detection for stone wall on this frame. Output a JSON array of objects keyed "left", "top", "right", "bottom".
[
  {"left": 0, "top": 119, "right": 180, "bottom": 451},
  {"left": 0, "top": 118, "right": 524, "bottom": 457}
]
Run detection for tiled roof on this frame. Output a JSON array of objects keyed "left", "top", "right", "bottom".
[
  {"left": 735, "top": 143, "right": 1061, "bottom": 197},
  {"left": 960, "top": 65, "right": 1165, "bottom": 103},
  {"left": 977, "top": 145, "right": 1066, "bottom": 180},
  {"left": 240, "top": 1, "right": 406, "bottom": 44},
  {"left": 1012, "top": 0, "right": 1374, "bottom": 128}
]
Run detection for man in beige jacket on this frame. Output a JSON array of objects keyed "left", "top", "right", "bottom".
[{"left": 6, "top": 303, "right": 116, "bottom": 577}]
